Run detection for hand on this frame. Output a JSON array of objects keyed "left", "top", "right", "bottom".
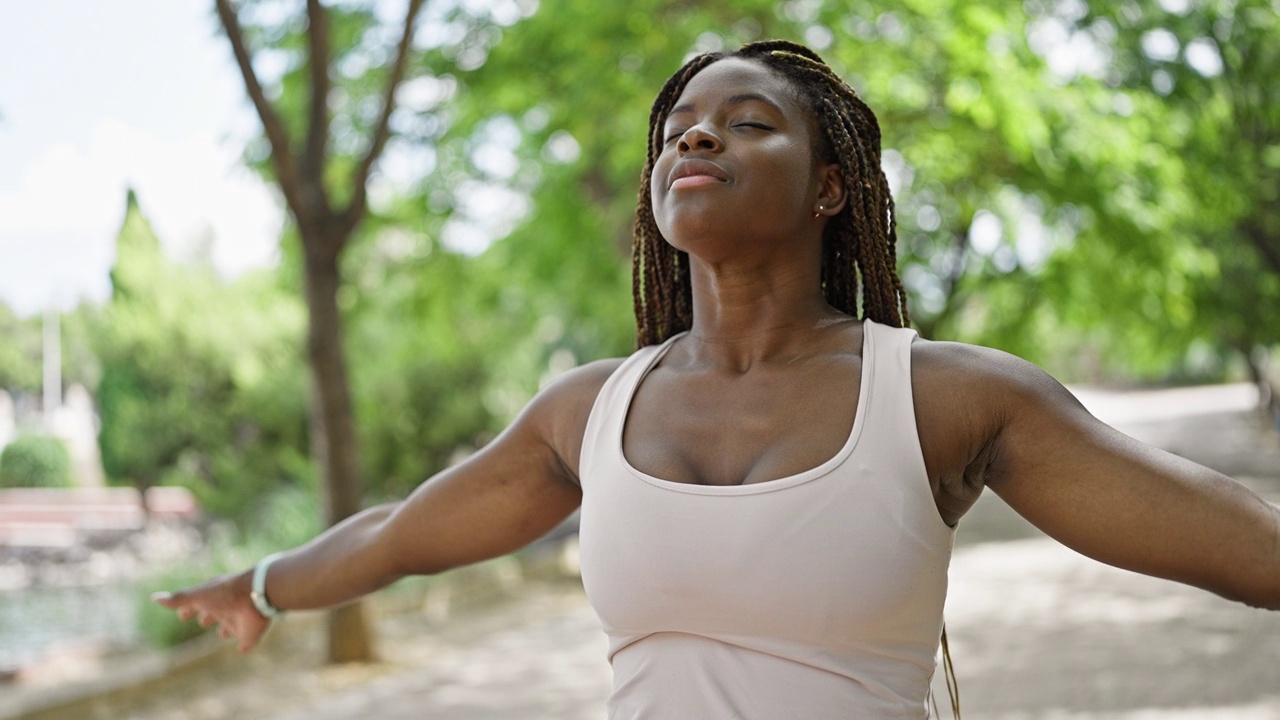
[{"left": 152, "top": 569, "right": 271, "bottom": 652}]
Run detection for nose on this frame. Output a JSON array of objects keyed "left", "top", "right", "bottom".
[{"left": 677, "top": 125, "right": 723, "bottom": 154}]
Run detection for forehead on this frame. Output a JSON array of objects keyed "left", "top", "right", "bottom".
[{"left": 667, "top": 57, "right": 805, "bottom": 120}]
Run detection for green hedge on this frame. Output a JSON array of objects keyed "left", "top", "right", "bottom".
[{"left": 0, "top": 434, "right": 74, "bottom": 488}]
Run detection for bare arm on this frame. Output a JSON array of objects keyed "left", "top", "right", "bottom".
[
  {"left": 954, "top": 344, "right": 1280, "bottom": 609},
  {"left": 155, "top": 357, "right": 621, "bottom": 649}
]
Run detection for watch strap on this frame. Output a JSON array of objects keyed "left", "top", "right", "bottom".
[{"left": 250, "top": 551, "right": 286, "bottom": 620}]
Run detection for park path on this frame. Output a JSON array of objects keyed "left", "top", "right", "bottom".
[
  {"left": 108, "top": 383, "right": 1280, "bottom": 719},
  {"left": 272, "top": 585, "right": 609, "bottom": 720}
]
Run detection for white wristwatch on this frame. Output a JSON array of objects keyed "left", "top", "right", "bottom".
[{"left": 250, "top": 552, "right": 286, "bottom": 620}]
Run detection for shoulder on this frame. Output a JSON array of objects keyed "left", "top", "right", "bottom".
[
  {"left": 537, "top": 356, "right": 627, "bottom": 404},
  {"left": 517, "top": 356, "right": 628, "bottom": 485},
  {"left": 906, "top": 335, "right": 1091, "bottom": 496},
  {"left": 909, "top": 335, "right": 1075, "bottom": 414}
]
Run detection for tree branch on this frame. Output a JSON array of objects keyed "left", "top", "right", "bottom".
[
  {"left": 214, "top": 0, "right": 306, "bottom": 220},
  {"left": 303, "top": 0, "right": 333, "bottom": 194},
  {"left": 339, "top": 0, "right": 426, "bottom": 238}
]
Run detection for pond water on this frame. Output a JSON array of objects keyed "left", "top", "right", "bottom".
[{"left": 0, "top": 583, "right": 139, "bottom": 671}]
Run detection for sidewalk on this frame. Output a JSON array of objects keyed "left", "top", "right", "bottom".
[{"left": 27, "top": 383, "right": 1280, "bottom": 719}]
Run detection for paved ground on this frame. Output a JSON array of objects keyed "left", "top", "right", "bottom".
[
  {"left": 941, "top": 537, "right": 1280, "bottom": 719},
  {"left": 36, "top": 383, "right": 1280, "bottom": 719},
  {"left": 273, "top": 586, "right": 610, "bottom": 720}
]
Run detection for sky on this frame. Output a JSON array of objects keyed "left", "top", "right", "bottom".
[{"left": 0, "top": 0, "right": 282, "bottom": 317}]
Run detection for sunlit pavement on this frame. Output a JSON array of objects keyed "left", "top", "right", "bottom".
[{"left": 272, "top": 587, "right": 611, "bottom": 720}]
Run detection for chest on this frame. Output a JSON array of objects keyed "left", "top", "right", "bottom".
[
  {"left": 621, "top": 357, "right": 862, "bottom": 487},
  {"left": 578, "top": 452, "right": 953, "bottom": 648}
]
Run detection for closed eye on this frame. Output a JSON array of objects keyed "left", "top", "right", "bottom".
[{"left": 663, "top": 121, "right": 772, "bottom": 145}]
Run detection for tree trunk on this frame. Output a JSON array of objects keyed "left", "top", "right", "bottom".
[{"left": 302, "top": 238, "right": 375, "bottom": 663}]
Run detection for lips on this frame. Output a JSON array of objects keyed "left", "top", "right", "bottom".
[{"left": 668, "top": 159, "right": 730, "bottom": 188}]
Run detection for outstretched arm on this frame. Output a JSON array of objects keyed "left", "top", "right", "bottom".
[
  {"left": 154, "top": 358, "right": 621, "bottom": 650},
  {"left": 932, "top": 341, "right": 1280, "bottom": 609}
]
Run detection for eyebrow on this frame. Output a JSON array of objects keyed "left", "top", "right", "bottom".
[{"left": 668, "top": 92, "right": 787, "bottom": 118}]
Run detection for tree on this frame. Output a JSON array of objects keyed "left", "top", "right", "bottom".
[
  {"left": 423, "top": 0, "right": 1097, "bottom": 365},
  {"left": 213, "top": 0, "right": 426, "bottom": 662},
  {"left": 196, "top": 0, "right": 1275, "bottom": 665},
  {"left": 438, "top": 0, "right": 1275, "bottom": 389},
  {"left": 1066, "top": 0, "right": 1280, "bottom": 404},
  {"left": 0, "top": 303, "right": 41, "bottom": 394},
  {"left": 96, "top": 190, "right": 310, "bottom": 522}
]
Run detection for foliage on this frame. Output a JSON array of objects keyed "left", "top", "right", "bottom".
[
  {"left": 0, "top": 304, "right": 41, "bottom": 393},
  {"left": 416, "top": 0, "right": 1079, "bottom": 368},
  {"left": 1058, "top": 0, "right": 1280, "bottom": 380},
  {"left": 94, "top": 191, "right": 312, "bottom": 524},
  {"left": 0, "top": 298, "right": 104, "bottom": 412},
  {"left": 0, "top": 434, "right": 73, "bottom": 488},
  {"left": 78, "top": 0, "right": 1279, "bottom": 548},
  {"left": 342, "top": 238, "right": 504, "bottom": 500},
  {"left": 437, "top": 0, "right": 793, "bottom": 366},
  {"left": 419, "top": 0, "right": 1276, "bottom": 384},
  {"left": 227, "top": 0, "right": 1280, "bottom": 514}
]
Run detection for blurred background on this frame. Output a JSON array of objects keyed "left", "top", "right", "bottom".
[{"left": 0, "top": 0, "right": 1277, "bottom": 717}]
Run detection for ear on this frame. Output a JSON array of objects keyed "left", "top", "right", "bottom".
[{"left": 812, "top": 162, "right": 846, "bottom": 219}]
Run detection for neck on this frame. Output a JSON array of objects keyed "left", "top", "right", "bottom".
[{"left": 681, "top": 257, "right": 848, "bottom": 372}]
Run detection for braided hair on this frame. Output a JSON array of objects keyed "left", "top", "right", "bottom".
[{"left": 632, "top": 40, "right": 910, "bottom": 348}]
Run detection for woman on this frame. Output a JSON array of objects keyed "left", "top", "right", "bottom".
[{"left": 155, "top": 41, "right": 1280, "bottom": 718}]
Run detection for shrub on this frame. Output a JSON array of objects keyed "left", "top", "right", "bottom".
[{"left": 0, "top": 434, "right": 74, "bottom": 488}]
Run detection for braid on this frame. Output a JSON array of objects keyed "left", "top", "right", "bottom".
[{"left": 632, "top": 40, "right": 910, "bottom": 347}]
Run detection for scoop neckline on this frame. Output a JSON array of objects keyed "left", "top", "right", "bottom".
[{"left": 616, "top": 320, "right": 876, "bottom": 496}]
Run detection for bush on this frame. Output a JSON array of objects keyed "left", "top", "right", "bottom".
[{"left": 0, "top": 435, "right": 74, "bottom": 488}]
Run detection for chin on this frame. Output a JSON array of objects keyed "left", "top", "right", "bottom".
[
  {"left": 660, "top": 222, "right": 720, "bottom": 255},
  {"left": 656, "top": 206, "right": 735, "bottom": 250}
]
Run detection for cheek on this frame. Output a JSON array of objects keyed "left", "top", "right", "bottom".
[
  {"left": 750, "top": 152, "right": 816, "bottom": 211},
  {"left": 648, "top": 156, "right": 674, "bottom": 233},
  {"left": 648, "top": 173, "right": 664, "bottom": 231},
  {"left": 772, "top": 144, "right": 818, "bottom": 187}
]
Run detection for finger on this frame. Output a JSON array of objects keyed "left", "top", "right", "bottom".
[
  {"left": 151, "top": 591, "right": 177, "bottom": 607},
  {"left": 198, "top": 613, "right": 215, "bottom": 628},
  {"left": 238, "top": 620, "right": 269, "bottom": 653},
  {"left": 177, "top": 607, "right": 197, "bottom": 622},
  {"left": 219, "top": 625, "right": 232, "bottom": 639},
  {"left": 239, "top": 629, "right": 261, "bottom": 653}
]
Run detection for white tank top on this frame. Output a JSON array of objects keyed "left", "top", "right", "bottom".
[{"left": 578, "top": 320, "right": 955, "bottom": 719}]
